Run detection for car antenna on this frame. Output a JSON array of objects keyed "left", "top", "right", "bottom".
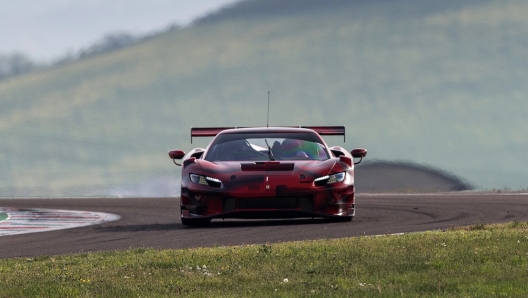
[{"left": 267, "top": 91, "right": 270, "bottom": 127}]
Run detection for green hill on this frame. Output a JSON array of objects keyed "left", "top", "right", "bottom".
[{"left": 0, "top": 0, "right": 527, "bottom": 196}]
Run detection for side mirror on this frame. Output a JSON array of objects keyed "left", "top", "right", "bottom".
[
  {"left": 168, "top": 150, "right": 186, "bottom": 166},
  {"left": 351, "top": 148, "right": 367, "bottom": 164}
]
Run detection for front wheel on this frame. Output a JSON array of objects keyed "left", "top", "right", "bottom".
[{"left": 181, "top": 217, "right": 211, "bottom": 227}]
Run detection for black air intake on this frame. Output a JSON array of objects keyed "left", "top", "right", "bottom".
[{"left": 241, "top": 163, "right": 295, "bottom": 171}]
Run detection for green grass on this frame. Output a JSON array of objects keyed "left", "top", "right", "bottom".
[{"left": 1, "top": 222, "right": 528, "bottom": 297}]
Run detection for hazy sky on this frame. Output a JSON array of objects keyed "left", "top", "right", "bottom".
[{"left": 0, "top": 0, "right": 240, "bottom": 61}]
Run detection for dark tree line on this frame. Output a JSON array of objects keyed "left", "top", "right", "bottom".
[
  {"left": 78, "top": 32, "right": 137, "bottom": 59},
  {"left": 0, "top": 53, "right": 38, "bottom": 80},
  {"left": 0, "top": 32, "right": 143, "bottom": 81},
  {"left": 193, "top": 0, "right": 494, "bottom": 25}
]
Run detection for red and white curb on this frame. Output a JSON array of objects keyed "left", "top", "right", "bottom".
[{"left": 0, "top": 207, "right": 120, "bottom": 237}]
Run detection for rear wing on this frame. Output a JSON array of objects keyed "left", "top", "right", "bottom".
[{"left": 191, "top": 126, "right": 345, "bottom": 143}]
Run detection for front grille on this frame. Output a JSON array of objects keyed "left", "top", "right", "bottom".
[
  {"left": 223, "top": 197, "right": 313, "bottom": 212},
  {"left": 239, "top": 197, "right": 297, "bottom": 209}
]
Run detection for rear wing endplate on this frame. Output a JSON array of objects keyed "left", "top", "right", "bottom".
[{"left": 191, "top": 126, "right": 345, "bottom": 143}]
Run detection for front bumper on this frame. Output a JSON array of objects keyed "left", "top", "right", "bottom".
[{"left": 180, "top": 184, "right": 355, "bottom": 220}]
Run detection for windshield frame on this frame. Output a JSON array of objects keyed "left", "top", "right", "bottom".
[{"left": 204, "top": 132, "right": 330, "bottom": 162}]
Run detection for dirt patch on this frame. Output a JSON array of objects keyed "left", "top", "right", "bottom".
[{"left": 355, "top": 160, "right": 473, "bottom": 193}]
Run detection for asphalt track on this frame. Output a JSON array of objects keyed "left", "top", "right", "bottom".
[{"left": 1, "top": 193, "right": 527, "bottom": 259}]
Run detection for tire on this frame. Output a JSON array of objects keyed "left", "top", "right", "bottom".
[{"left": 181, "top": 217, "right": 211, "bottom": 227}]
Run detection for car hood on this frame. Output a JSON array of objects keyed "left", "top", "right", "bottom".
[{"left": 196, "top": 159, "right": 338, "bottom": 181}]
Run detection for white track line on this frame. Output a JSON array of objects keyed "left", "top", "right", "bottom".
[{"left": 0, "top": 207, "right": 120, "bottom": 236}]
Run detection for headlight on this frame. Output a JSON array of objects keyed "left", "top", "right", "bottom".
[
  {"left": 314, "top": 172, "right": 345, "bottom": 186},
  {"left": 190, "top": 174, "right": 222, "bottom": 188}
]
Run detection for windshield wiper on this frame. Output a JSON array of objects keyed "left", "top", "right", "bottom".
[{"left": 264, "top": 139, "right": 276, "bottom": 161}]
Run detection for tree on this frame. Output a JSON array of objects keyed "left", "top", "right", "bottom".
[
  {"left": 78, "top": 33, "right": 137, "bottom": 59},
  {"left": 0, "top": 52, "right": 36, "bottom": 80}
]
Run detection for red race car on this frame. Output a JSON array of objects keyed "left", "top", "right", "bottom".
[{"left": 169, "top": 126, "right": 367, "bottom": 226}]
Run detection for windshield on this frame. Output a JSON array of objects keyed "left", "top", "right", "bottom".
[{"left": 204, "top": 132, "right": 329, "bottom": 162}]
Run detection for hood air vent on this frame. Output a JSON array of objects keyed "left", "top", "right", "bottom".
[{"left": 241, "top": 162, "right": 295, "bottom": 171}]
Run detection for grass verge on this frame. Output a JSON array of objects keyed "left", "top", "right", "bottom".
[{"left": 1, "top": 222, "right": 527, "bottom": 297}]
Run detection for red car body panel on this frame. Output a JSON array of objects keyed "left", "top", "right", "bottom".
[{"left": 170, "top": 126, "right": 365, "bottom": 225}]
